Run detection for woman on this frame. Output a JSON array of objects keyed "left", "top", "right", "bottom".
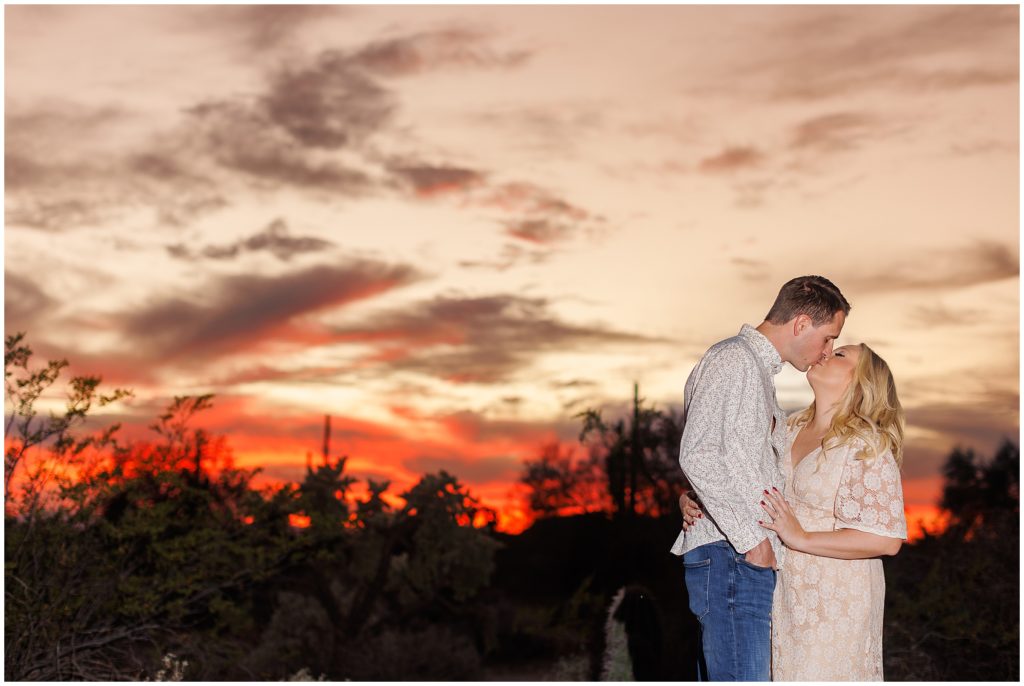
[{"left": 680, "top": 343, "right": 907, "bottom": 681}]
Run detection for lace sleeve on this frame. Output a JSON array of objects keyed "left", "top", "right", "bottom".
[{"left": 833, "top": 444, "right": 907, "bottom": 539}]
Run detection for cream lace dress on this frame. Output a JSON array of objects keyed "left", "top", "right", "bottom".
[{"left": 771, "top": 432, "right": 907, "bottom": 681}]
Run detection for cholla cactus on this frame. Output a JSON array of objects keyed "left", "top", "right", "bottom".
[
  {"left": 149, "top": 653, "right": 188, "bottom": 681},
  {"left": 286, "top": 667, "right": 327, "bottom": 681},
  {"left": 547, "top": 653, "right": 590, "bottom": 680},
  {"left": 601, "top": 587, "right": 634, "bottom": 680}
]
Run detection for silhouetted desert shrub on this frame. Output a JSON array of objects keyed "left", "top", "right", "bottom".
[
  {"left": 335, "top": 624, "right": 482, "bottom": 680},
  {"left": 241, "top": 591, "right": 333, "bottom": 679}
]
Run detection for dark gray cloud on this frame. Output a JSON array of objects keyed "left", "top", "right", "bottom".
[
  {"left": 167, "top": 218, "right": 334, "bottom": 262},
  {"left": 5, "top": 103, "right": 129, "bottom": 152},
  {"left": 475, "top": 181, "right": 598, "bottom": 259},
  {"left": 5, "top": 104, "right": 229, "bottom": 230},
  {"left": 949, "top": 139, "right": 1018, "bottom": 157},
  {"left": 7, "top": 29, "right": 517, "bottom": 228},
  {"left": 262, "top": 55, "right": 396, "bottom": 150},
  {"left": 5, "top": 26, "right": 543, "bottom": 233},
  {"left": 252, "top": 28, "right": 530, "bottom": 154},
  {"left": 698, "top": 146, "right": 764, "bottom": 174},
  {"left": 4, "top": 141, "right": 119, "bottom": 230},
  {"left": 349, "top": 29, "right": 532, "bottom": 77},
  {"left": 5, "top": 153, "right": 52, "bottom": 191},
  {"left": 185, "top": 100, "right": 374, "bottom": 192},
  {"left": 1, "top": 335, "right": 160, "bottom": 388},
  {"left": 482, "top": 182, "right": 589, "bottom": 220},
  {"left": 907, "top": 400, "right": 1018, "bottom": 451},
  {"left": 790, "top": 112, "right": 880, "bottom": 152},
  {"left": 173, "top": 5, "right": 349, "bottom": 55},
  {"left": 503, "top": 218, "right": 575, "bottom": 245},
  {"left": 5, "top": 271, "right": 57, "bottom": 334},
  {"left": 332, "top": 294, "right": 671, "bottom": 383},
  {"left": 388, "top": 163, "right": 486, "bottom": 196},
  {"left": 905, "top": 66, "right": 1018, "bottom": 92},
  {"left": 205, "top": 362, "right": 351, "bottom": 388},
  {"left": 231, "top": 5, "right": 342, "bottom": 50},
  {"left": 686, "top": 112, "right": 902, "bottom": 208},
  {"left": 7, "top": 42, "right": 397, "bottom": 229},
  {"left": 129, "top": 152, "right": 202, "bottom": 183},
  {"left": 701, "top": 108, "right": 901, "bottom": 207},
  {"left": 5, "top": 157, "right": 228, "bottom": 230},
  {"left": 733, "top": 179, "right": 778, "bottom": 209},
  {"left": 5, "top": 197, "right": 111, "bottom": 232},
  {"left": 458, "top": 242, "right": 552, "bottom": 272},
  {"left": 906, "top": 303, "right": 989, "bottom": 328},
  {"left": 903, "top": 395, "right": 1019, "bottom": 480},
  {"left": 551, "top": 378, "right": 598, "bottom": 389},
  {"left": 838, "top": 240, "right": 1018, "bottom": 293},
  {"left": 468, "top": 104, "right": 604, "bottom": 156},
  {"left": 731, "top": 257, "right": 772, "bottom": 282},
  {"left": 121, "top": 261, "right": 421, "bottom": 361},
  {"left": 731, "top": 6, "right": 1018, "bottom": 102}
]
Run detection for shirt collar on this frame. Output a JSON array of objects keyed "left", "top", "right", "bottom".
[{"left": 739, "top": 324, "right": 784, "bottom": 376}]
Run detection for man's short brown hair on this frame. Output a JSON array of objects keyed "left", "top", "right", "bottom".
[{"left": 764, "top": 275, "right": 850, "bottom": 326}]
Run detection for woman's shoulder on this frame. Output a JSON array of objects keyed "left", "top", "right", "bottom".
[{"left": 832, "top": 433, "right": 896, "bottom": 465}]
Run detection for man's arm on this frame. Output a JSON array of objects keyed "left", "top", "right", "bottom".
[{"left": 680, "top": 344, "right": 771, "bottom": 557}]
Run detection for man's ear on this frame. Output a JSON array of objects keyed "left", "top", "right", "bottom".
[{"left": 792, "top": 314, "right": 811, "bottom": 336}]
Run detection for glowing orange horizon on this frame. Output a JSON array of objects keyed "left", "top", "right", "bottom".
[
  {"left": 903, "top": 504, "right": 949, "bottom": 542},
  {"left": 4, "top": 434, "right": 953, "bottom": 540}
]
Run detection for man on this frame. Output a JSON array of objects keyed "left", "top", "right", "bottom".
[{"left": 670, "top": 275, "right": 850, "bottom": 681}]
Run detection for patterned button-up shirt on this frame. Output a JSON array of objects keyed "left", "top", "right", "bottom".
[{"left": 670, "top": 324, "right": 788, "bottom": 566}]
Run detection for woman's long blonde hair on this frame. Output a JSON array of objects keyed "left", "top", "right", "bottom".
[{"left": 788, "top": 343, "right": 905, "bottom": 467}]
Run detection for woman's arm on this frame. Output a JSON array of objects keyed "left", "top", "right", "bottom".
[
  {"left": 788, "top": 527, "right": 902, "bottom": 559},
  {"left": 758, "top": 487, "right": 902, "bottom": 559}
]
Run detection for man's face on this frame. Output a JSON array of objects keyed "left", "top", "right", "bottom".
[{"left": 790, "top": 310, "right": 846, "bottom": 372}]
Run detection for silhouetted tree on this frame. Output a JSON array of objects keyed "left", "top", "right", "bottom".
[
  {"left": 520, "top": 386, "right": 687, "bottom": 520},
  {"left": 579, "top": 389, "right": 687, "bottom": 519},
  {"left": 939, "top": 440, "right": 1018, "bottom": 540},
  {"left": 4, "top": 332, "right": 131, "bottom": 513},
  {"left": 884, "top": 439, "right": 1019, "bottom": 681},
  {"left": 519, "top": 442, "right": 610, "bottom": 517},
  {"left": 6, "top": 336, "right": 502, "bottom": 680},
  {"left": 5, "top": 333, "right": 142, "bottom": 680}
]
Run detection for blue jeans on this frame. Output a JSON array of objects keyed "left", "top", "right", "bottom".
[{"left": 683, "top": 540, "right": 776, "bottom": 681}]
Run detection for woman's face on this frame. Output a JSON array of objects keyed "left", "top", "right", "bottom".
[{"left": 807, "top": 344, "right": 861, "bottom": 394}]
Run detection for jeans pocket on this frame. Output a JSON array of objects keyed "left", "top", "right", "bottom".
[
  {"left": 683, "top": 556, "right": 712, "bottom": 620},
  {"left": 736, "top": 555, "right": 775, "bottom": 573},
  {"left": 734, "top": 555, "right": 777, "bottom": 619}
]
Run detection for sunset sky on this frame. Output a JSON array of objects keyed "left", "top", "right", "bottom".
[{"left": 5, "top": 4, "right": 1019, "bottom": 534}]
